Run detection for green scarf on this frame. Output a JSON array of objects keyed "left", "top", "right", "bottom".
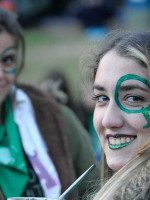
[{"left": 0, "top": 97, "right": 29, "bottom": 198}]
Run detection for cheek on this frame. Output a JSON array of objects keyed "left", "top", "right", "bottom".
[
  {"left": 93, "top": 108, "right": 103, "bottom": 135},
  {"left": 93, "top": 109, "right": 106, "bottom": 150},
  {"left": 93, "top": 109, "right": 99, "bottom": 132},
  {"left": 126, "top": 112, "right": 150, "bottom": 132},
  {"left": 6, "top": 74, "right": 15, "bottom": 84}
]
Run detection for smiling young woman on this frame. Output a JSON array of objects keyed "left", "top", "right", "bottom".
[
  {"left": 83, "top": 30, "right": 150, "bottom": 199},
  {"left": 93, "top": 49, "right": 150, "bottom": 171}
]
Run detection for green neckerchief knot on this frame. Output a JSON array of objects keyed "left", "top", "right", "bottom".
[{"left": 0, "top": 97, "right": 29, "bottom": 198}]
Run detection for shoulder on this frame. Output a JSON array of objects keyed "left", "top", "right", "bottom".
[
  {"left": 16, "top": 83, "right": 63, "bottom": 121},
  {"left": 60, "top": 104, "right": 100, "bottom": 171},
  {"left": 16, "top": 83, "right": 50, "bottom": 99},
  {"left": 59, "top": 104, "right": 92, "bottom": 157},
  {"left": 60, "top": 104, "right": 81, "bottom": 124},
  {"left": 60, "top": 104, "right": 90, "bottom": 141},
  {"left": 16, "top": 83, "right": 59, "bottom": 107}
]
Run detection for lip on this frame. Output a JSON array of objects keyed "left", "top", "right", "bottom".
[
  {"left": 107, "top": 134, "right": 136, "bottom": 138},
  {"left": 107, "top": 134, "right": 137, "bottom": 150}
]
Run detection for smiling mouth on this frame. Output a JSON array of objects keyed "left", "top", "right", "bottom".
[{"left": 107, "top": 134, "right": 137, "bottom": 150}]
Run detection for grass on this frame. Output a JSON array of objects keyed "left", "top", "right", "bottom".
[{"left": 18, "top": 21, "right": 91, "bottom": 101}]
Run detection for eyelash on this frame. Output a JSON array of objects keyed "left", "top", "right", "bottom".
[
  {"left": 92, "top": 94, "right": 145, "bottom": 106},
  {"left": 2, "top": 54, "right": 16, "bottom": 66},
  {"left": 92, "top": 94, "right": 146, "bottom": 109},
  {"left": 124, "top": 95, "right": 145, "bottom": 103},
  {"left": 92, "top": 94, "right": 109, "bottom": 104}
]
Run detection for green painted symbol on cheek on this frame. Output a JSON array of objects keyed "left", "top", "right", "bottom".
[
  {"left": 115, "top": 74, "right": 150, "bottom": 129},
  {"left": 3, "top": 68, "right": 16, "bottom": 74}
]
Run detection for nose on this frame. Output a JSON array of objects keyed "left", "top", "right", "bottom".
[{"left": 102, "top": 102, "right": 124, "bottom": 129}]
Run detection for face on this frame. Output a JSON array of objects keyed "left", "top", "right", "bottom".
[
  {"left": 0, "top": 32, "right": 16, "bottom": 106},
  {"left": 93, "top": 49, "right": 150, "bottom": 170}
]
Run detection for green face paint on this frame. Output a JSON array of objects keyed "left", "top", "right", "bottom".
[
  {"left": 115, "top": 74, "right": 150, "bottom": 128},
  {"left": 3, "top": 68, "right": 16, "bottom": 74},
  {"left": 109, "top": 142, "right": 130, "bottom": 149},
  {"left": 0, "top": 46, "right": 17, "bottom": 74}
]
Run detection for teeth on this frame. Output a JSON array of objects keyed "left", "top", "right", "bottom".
[
  {"left": 111, "top": 139, "right": 115, "bottom": 145},
  {"left": 121, "top": 138, "right": 125, "bottom": 143},
  {"left": 109, "top": 136, "right": 135, "bottom": 146},
  {"left": 126, "top": 138, "right": 130, "bottom": 142},
  {"left": 116, "top": 139, "right": 120, "bottom": 145}
]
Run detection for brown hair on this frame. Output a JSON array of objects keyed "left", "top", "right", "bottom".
[
  {"left": 0, "top": 7, "right": 25, "bottom": 76},
  {"left": 83, "top": 30, "right": 150, "bottom": 84}
]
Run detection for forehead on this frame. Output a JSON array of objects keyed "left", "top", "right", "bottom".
[
  {"left": 94, "top": 49, "right": 149, "bottom": 86},
  {"left": 0, "top": 32, "right": 15, "bottom": 53}
]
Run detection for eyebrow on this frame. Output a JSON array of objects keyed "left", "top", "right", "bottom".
[
  {"left": 93, "top": 84, "right": 105, "bottom": 91},
  {"left": 119, "top": 84, "right": 149, "bottom": 92},
  {"left": 93, "top": 84, "right": 150, "bottom": 92}
]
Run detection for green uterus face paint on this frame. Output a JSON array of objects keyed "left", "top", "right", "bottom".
[{"left": 115, "top": 74, "right": 150, "bottom": 128}]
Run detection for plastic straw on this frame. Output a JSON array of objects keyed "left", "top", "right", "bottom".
[{"left": 58, "top": 164, "right": 95, "bottom": 200}]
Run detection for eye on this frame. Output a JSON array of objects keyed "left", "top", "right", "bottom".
[
  {"left": 1, "top": 54, "right": 16, "bottom": 67},
  {"left": 92, "top": 94, "right": 109, "bottom": 104},
  {"left": 126, "top": 95, "right": 145, "bottom": 103}
]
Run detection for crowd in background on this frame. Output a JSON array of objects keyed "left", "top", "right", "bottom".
[{"left": 1, "top": 0, "right": 150, "bottom": 37}]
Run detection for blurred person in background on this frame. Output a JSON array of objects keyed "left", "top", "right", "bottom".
[
  {"left": 0, "top": 7, "right": 100, "bottom": 200},
  {"left": 40, "top": 69, "right": 89, "bottom": 130},
  {"left": 72, "top": 0, "right": 116, "bottom": 28},
  {"left": 41, "top": 70, "right": 101, "bottom": 162},
  {"left": 0, "top": 0, "right": 15, "bottom": 12},
  {"left": 10, "top": 0, "right": 72, "bottom": 27},
  {"left": 2, "top": 0, "right": 118, "bottom": 30}
]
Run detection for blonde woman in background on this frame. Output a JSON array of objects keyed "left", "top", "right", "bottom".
[{"left": 83, "top": 30, "right": 150, "bottom": 199}]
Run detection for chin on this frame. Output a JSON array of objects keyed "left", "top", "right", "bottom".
[{"left": 107, "top": 159, "right": 126, "bottom": 171}]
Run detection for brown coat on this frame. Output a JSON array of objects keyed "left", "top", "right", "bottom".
[{"left": 19, "top": 83, "right": 77, "bottom": 199}]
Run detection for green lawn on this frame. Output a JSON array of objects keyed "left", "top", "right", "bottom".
[{"left": 18, "top": 22, "right": 91, "bottom": 101}]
